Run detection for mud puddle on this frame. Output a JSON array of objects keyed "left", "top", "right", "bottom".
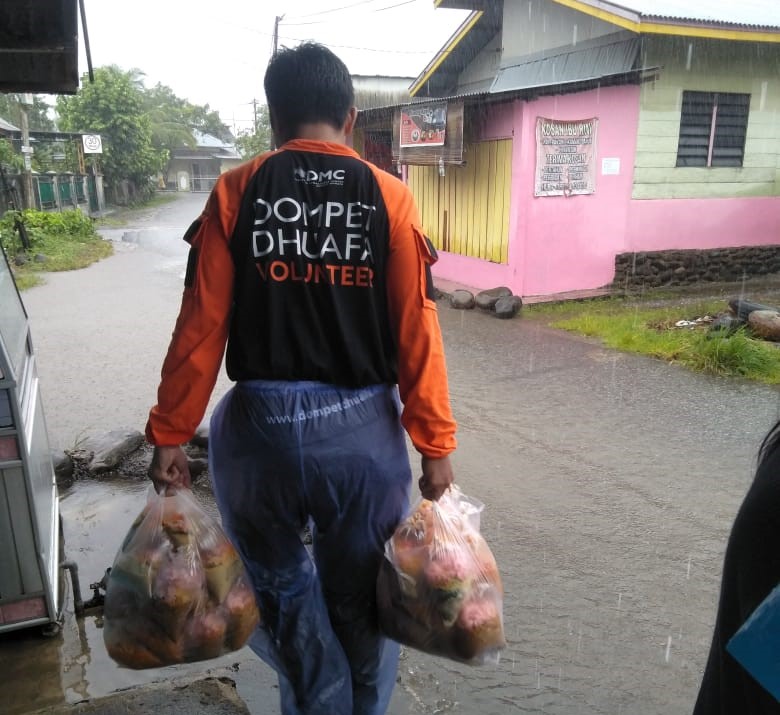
[{"left": 0, "top": 478, "right": 265, "bottom": 715}]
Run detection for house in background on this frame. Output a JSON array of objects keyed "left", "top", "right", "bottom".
[
  {"left": 353, "top": 74, "right": 415, "bottom": 106},
  {"left": 352, "top": 75, "right": 414, "bottom": 173},
  {"left": 164, "top": 130, "right": 243, "bottom": 192},
  {"left": 358, "top": 0, "right": 780, "bottom": 299},
  {"left": 0, "top": 115, "right": 106, "bottom": 215},
  {"left": 0, "top": 116, "right": 20, "bottom": 137}
]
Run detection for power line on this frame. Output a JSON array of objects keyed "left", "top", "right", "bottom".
[
  {"left": 375, "top": 0, "right": 419, "bottom": 11},
  {"left": 277, "top": 19, "right": 329, "bottom": 27},
  {"left": 280, "top": 36, "right": 437, "bottom": 54},
  {"left": 215, "top": 16, "right": 442, "bottom": 54},
  {"left": 282, "top": 0, "right": 423, "bottom": 25},
  {"left": 241, "top": 27, "right": 439, "bottom": 55},
  {"left": 225, "top": 22, "right": 441, "bottom": 55},
  {"left": 284, "top": 0, "right": 388, "bottom": 21}
]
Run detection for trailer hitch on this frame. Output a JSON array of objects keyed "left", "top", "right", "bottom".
[
  {"left": 60, "top": 562, "right": 110, "bottom": 616},
  {"left": 83, "top": 567, "right": 111, "bottom": 612}
]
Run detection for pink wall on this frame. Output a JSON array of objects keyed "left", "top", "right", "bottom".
[
  {"left": 432, "top": 86, "right": 642, "bottom": 297},
  {"left": 627, "top": 197, "right": 780, "bottom": 251},
  {"left": 515, "top": 86, "right": 640, "bottom": 296},
  {"left": 430, "top": 85, "right": 780, "bottom": 298}
]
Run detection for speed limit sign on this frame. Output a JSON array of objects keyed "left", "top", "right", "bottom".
[{"left": 82, "top": 134, "right": 103, "bottom": 154}]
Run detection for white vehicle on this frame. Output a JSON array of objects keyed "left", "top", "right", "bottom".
[{"left": 0, "top": 245, "right": 72, "bottom": 633}]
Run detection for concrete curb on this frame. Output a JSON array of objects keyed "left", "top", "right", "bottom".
[{"left": 28, "top": 676, "right": 251, "bottom": 715}]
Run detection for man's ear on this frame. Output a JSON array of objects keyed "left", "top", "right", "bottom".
[
  {"left": 343, "top": 106, "right": 358, "bottom": 137},
  {"left": 268, "top": 107, "right": 282, "bottom": 147}
]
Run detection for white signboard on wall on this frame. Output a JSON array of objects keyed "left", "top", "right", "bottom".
[
  {"left": 82, "top": 134, "right": 103, "bottom": 154},
  {"left": 602, "top": 157, "right": 620, "bottom": 175},
  {"left": 534, "top": 117, "right": 598, "bottom": 197}
]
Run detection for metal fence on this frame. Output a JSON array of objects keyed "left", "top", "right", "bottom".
[{"left": 0, "top": 172, "right": 97, "bottom": 215}]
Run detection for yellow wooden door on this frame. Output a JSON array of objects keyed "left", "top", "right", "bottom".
[{"left": 408, "top": 139, "right": 512, "bottom": 264}]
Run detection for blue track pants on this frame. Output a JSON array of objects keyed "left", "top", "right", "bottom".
[{"left": 209, "top": 380, "right": 412, "bottom": 715}]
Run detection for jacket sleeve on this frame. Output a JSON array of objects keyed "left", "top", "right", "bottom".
[
  {"left": 381, "top": 173, "right": 457, "bottom": 458},
  {"left": 145, "top": 188, "right": 235, "bottom": 446}
]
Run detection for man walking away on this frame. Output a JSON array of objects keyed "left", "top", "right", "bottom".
[{"left": 146, "top": 43, "right": 458, "bottom": 715}]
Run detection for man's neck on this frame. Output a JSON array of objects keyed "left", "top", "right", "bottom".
[{"left": 286, "top": 122, "right": 347, "bottom": 145}]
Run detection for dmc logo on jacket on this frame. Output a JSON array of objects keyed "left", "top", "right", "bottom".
[{"left": 293, "top": 167, "right": 346, "bottom": 186}]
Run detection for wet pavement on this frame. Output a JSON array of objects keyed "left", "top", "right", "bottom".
[{"left": 3, "top": 191, "right": 780, "bottom": 714}]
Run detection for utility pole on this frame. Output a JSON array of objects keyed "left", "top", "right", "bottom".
[
  {"left": 273, "top": 15, "right": 284, "bottom": 57},
  {"left": 19, "top": 94, "right": 34, "bottom": 210},
  {"left": 270, "top": 15, "right": 284, "bottom": 152},
  {"left": 253, "top": 98, "right": 258, "bottom": 129}
]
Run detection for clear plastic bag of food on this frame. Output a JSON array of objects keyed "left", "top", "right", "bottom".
[
  {"left": 103, "top": 486, "right": 260, "bottom": 669},
  {"left": 377, "top": 485, "right": 505, "bottom": 665}
]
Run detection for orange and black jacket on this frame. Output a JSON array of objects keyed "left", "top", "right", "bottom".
[{"left": 146, "top": 139, "right": 456, "bottom": 458}]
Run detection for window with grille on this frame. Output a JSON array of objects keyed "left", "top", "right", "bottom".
[{"left": 676, "top": 91, "right": 750, "bottom": 167}]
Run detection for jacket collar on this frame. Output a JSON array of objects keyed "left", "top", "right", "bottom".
[{"left": 279, "top": 139, "right": 359, "bottom": 159}]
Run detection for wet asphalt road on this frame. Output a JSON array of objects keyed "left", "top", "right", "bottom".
[{"left": 4, "top": 191, "right": 780, "bottom": 714}]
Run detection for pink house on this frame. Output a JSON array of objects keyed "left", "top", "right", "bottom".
[{"left": 355, "top": 0, "right": 780, "bottom": 299}]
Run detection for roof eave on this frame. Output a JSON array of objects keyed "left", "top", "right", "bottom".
[
  {"left": 549, "top": 0, "right": 780, "bottom": 42},
  {"left": 409, "top": 10, "right": 484, "bottom": 97},
  {"left": 638, "top": 20, "right": 780, "bottom": 43},
  {"left": 356, "top": 66, "right": 658, "bottom": 125},
  {"left": 434, "top": 0, "right": 490, "bottom": 8}
]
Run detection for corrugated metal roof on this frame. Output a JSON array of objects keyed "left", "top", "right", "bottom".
[
  {"left": 192, "top": 129, "right": 237, "bottom": 150},
  {"left": 589, "top": 1, "right": 780, "bottom": 29},
  {"left": 492, "top": 33, "right": 639, "bottom": 94},
  {"left": 0, "top": 116, "right": 20, "bottom": 133},
  {"left": 215, "top": 149, "right": 242, "bottom": 160}
]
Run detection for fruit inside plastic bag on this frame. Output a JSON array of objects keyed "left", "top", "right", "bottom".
[
  {"left": 377, "top": 485, "right": 505, "bottom": 665},
  {"left": 103, "top": 486, "right": 260, "bottom": 669}
]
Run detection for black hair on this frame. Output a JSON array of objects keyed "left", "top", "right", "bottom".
[{"left": 264, "top": 42, "right": 355, "bottom": 143}]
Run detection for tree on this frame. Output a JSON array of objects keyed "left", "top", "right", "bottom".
[
  {"left": 0, "top": 138, "right": 22, "bottom": 171},
  {"left": 184, "top": 101, "right": 233, "bottom": 143},
  {"left": 235, "top": 104, "right": 272, "bottom": 159},
  {"left": 0, "top": 94, "right": 60, "bottom": 172},
  {"left": 56, "top": 66, "right": 166, "bottom": 199},
  {"left": 142, "top": 82, "right": 233, "bottom": 149},
  {"left": 143, "top": 83, "right": 197, "bottom": 152},
  {"left": 0, "top": 94, "right": 55, "bottom": 132}
]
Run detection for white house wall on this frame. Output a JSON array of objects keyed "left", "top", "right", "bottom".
[{"left": 502, "top": 0, "right": 619, "bottom": 63}]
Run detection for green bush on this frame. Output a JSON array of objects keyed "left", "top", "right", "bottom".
[
  {"left": 0, "top": 208, "right": 96, "bottom": 254},
  {"left": 0, "top": 210, "right": 31, "bottom": 254}
]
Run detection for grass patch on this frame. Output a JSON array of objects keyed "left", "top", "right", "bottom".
[
  {"left": 12, "top": 273, "right": 44, "bottom": 291},
  {"left": 686, "top": 329, "right": 780, "bottom": 380},
  {"left": 93, "top": 214, "right": 129, "bottom": 228},
  {"left": 526, "top": 297, "right": 780, "bottom": 384},
  {"left": 140, "top": 192, "right": 180, "bottom": 209},
  {"left": 1, "top": 209, "right": 113, "bottom": 290},
  {"left": 19, "top": 231, "right": 113, "bottom": 272}
]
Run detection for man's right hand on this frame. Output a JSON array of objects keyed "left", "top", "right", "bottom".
[
  {"left": 418, "top": 454, "right": 454, "bottom": 501},
  {"left": 149, "top": 445, "right": 192, "bottom": 492}
]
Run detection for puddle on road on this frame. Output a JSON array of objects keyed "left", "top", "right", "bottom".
[
  {"left": 0, "top": 478, "right": 248, "bottom": 715},
  {"left": 0, "top": 477, "right": 471, "bottom": 715},
  {"left": 118, "top": 228, "right": 187, "bottom": 255},
  {"left": 0, "top": 475, "right": 638, "bottom": 715},
  {"left": 0, "top": 479, "right": 145, "bottom": 713}
]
